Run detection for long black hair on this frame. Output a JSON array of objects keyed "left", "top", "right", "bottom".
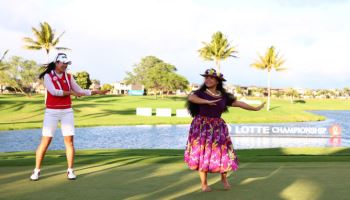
[
  {"left": 186, "top": 80, "right": 237, "bottom": 117},
  {"left": 39, "top": 62, "right": 56, "bottom": 79}
]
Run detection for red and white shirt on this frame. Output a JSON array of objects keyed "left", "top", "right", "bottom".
[{"left": 44, "top": 71, "right": 91, "bottom": 109}]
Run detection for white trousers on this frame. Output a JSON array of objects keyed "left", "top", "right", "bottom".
[{"left": 42, "top": 108, "right": 75, "bottom": 137}]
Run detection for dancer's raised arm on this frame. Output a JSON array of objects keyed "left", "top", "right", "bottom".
[{"left": 188, "top": 93, "right": 221, "bottom": 105}]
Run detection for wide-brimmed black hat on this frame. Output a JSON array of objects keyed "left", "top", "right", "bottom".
[{"left": 200, "top": 68, "right": 226, "bottom": 81}]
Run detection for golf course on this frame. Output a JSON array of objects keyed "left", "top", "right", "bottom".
[
  {"left": 1, "top": 147, "right": 350, "bottom": 200},
  {"left": 1, "top": 0, "right": 350, "bottom": 199},
  {"left": 1, "top": 94, "right": 350, "bottom": 131},
  {"left": 1, "top": 95, "right": 350, "bottom": 199}
]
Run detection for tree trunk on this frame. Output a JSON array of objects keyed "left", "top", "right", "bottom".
[
  {"left": 46, "top": 50, "right": 50, "bottom": 63},
  {"left": 267, "top": 71, "right": 271, "bottom": 111},
  {"left": 215, "top": 59, "right": 221, "bottom": 74},
  {"left": 16, "top": 87, "right": 29, "bottom": 97}
]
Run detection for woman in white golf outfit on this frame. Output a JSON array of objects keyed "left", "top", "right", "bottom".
[{"left": 30, "top": 53, "right": 107, "bottom": 181}]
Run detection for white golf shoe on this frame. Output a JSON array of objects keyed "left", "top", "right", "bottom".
[
  {"left": 67, "top": 168, "right": 76, "bottom": 180},
  {"left": 30, "top": 169, "right": 40, "bottom": 181}
]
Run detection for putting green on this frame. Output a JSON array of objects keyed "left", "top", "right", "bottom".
[{"left": 1, "top": 148, "right": 350, "bottom": 200}]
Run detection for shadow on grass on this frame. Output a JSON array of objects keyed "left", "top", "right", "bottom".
[
  {"left": 73, "top": 103, "right": 111, "bottom": 109},
  {"left": 1, "top": 148, "right": 350, "bottom": 199},
  {"left": 0, "top": 120, "right": 43, "bottom": 125},
  {"left": 0, "top": 101, "right": 44, "bottom": 112},
  {"left": 78, "top": 108, "right": 135, "bottom": 119},
  {"left": 270, "top": 106, "right": 281, "bottom": 110}
]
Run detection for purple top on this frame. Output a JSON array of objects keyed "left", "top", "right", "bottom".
[{"left": 194, "top": 90, "right": 234, "bottom": 118}]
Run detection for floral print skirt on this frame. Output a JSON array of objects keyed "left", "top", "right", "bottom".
[{"left": 184, "top": 115, "right": 239, "bottom": 173}]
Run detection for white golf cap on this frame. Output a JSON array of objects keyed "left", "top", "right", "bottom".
[{"left": 55, "top": 53, "right": 72, "bottom": 65}]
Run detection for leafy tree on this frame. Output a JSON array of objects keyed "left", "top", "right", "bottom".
[
  {"left": 124, "top": 56, "right": 163, "bottom": 85},
  {"left": 343, "top": 87, "right": 350, "bottom": 97},
  {"left": 165, "top": 73, "right": 189, "bottom": 95},
  {"left": 304, "top": 89, "right": 314, "bottom": 98},
  {"left": 144, "top": 62, "right": 176, "bottom": 99},
  {"left": 317, "top": 89, "right": 335, "bottom": 99},
  {"left": 101, "top": 83, "right": 113, "bottom": 91},
  {"left": 0, "top": 56, "right": 40, "bottom": 96},
  {"left": 286, "top": 88, "right": 299, "bottom": 103},
  {"left": 124, "top": 56, "right": 189, "bottom": 99},
  {"left": 73, "top": 71, "right": 92, "bottom": 89},
  {"left": 235, "top": 87, "right": 244, "bottom": 96}
]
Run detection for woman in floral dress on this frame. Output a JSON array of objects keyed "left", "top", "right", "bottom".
[{"left": 185, "top": 68, "right": 265, "bottom": 192}]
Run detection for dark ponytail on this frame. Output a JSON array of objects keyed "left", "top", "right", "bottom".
[
  {"left": 186, "top": 80, "right": 237, "bottom": 117},
  {"left": 39, "top": 62, "right": 56, "bottom": 79}
]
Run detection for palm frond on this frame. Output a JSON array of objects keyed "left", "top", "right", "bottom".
[
  {"left": 52, "top": 31, "right": 65, "bottom": 46},
  {"left": 0, "top": 49, "right": 9, "bottom": 62},
  {"left": 276, "top": 67, "right": 287, "bottom": 71},
  {"left": 23, "top": 45, "right": 42, "bottom": 50},
  {"left": 251, "top": 46, "right": 286, "bottom": 72},
  {"left": 198, "top": 31, "right": 237, "bottom": 68},
  {"left": 31, "top": 27, "right": 43, "bottom": 43},
  {"left": 23, "top": 37, "right": 41, "bottom": 47}
]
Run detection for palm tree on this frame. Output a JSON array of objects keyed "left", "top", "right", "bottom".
[
  {"left": 343, "top": 87, "right": 350, "bottom": 97},
  {"left": 251, "top": 46, "right": 286, "bottom": 111},
  {"left": 286, "top": 88, "right": 299, "bottom": 103},
  {"left": 198, "top": 31, "right": 237, "bottom": 74},
  {"left": 0, "top": 50, "right": 9, "bottom": 71},
  {"left": 23, "top": 22, "right": 70, "bottom": 61}
]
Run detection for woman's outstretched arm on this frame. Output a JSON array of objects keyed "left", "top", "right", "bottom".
[
  {"left": 70, "top": 77, "right": 108, "bottom": 96},
  {"left": 188, "top": 94, "right": 221, "bottom": 105},
  {"left": 231, "top": 100, "right": 266, "bottom": 111}
]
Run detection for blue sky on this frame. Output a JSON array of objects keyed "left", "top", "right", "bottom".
[{"left": 0, "top": 0, "right": 349, "bottom": 89}]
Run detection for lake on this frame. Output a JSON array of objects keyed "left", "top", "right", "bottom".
[{"left": 0, "top": 110, "right": 349, "bottom": 152}]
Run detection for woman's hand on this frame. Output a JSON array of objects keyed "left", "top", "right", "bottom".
[
  {"left": 91, "top": 90, "right": 109, "bottom": 95},
  {"left": 254, "top": 102, "right": 266, "bottom": 111},
  {"left": 206, "top": 99, "right": 221, "bottom": 106}
]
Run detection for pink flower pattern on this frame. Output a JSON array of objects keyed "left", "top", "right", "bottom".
[{"left": 184, "top": 115, "right": 239, "bottom": 173}]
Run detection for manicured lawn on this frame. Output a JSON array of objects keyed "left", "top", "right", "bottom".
[
  {"left": 0, "top": 147, "right": 350, "bottom": 200},
  {"left": 0, "top": 94, "right": 350, "bottom": 130}
]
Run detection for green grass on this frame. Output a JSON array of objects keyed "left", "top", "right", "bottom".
[
  {"left": 1, "top": 147, "right": 350, "bottom": 200},
  {"left": 0, "top": 94, "right": 350, "bottom": 130}
]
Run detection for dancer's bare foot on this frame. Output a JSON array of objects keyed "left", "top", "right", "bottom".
[
  {"left": 201, "top": 185, "right": 212, "bottom": 192},
  {"left": 221, "top": 178, "right": 231, "bottom": 190}
]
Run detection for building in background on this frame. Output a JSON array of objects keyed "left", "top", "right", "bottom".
[
  {"left": 32, "top": 81, "right": 45, "bottom": 94},
  {"left": 89, "top": 80, "right": 101, "bottom": 90},
  {"left": 112, "top": 81, "right": 144, "bottom": 95}
]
